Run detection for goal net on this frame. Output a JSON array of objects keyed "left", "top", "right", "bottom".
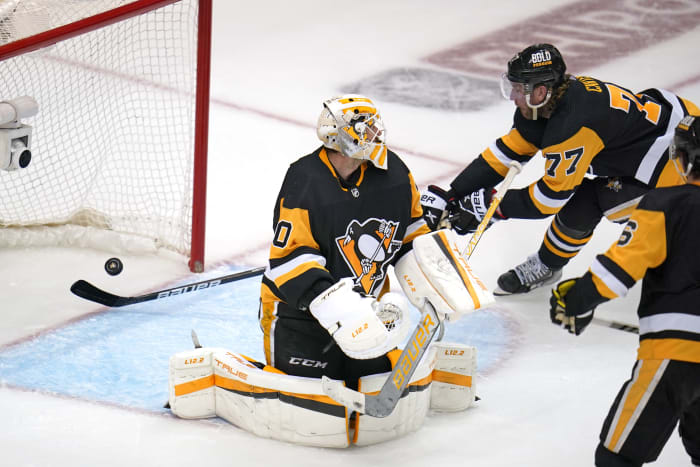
[{"left": 0, "top": 0, "right": 211, "bottom": 272}]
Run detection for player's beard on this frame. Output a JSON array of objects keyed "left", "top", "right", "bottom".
[{"left": 517, "top": 103, "right": 534, "bottom": 120}]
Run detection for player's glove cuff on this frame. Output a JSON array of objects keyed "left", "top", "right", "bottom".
[{"left": 420, "top": 185, "right": 451, "bottom": 231}]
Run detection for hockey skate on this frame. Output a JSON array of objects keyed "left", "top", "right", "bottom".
[{"left": 494, "top": 254, "right": 562, "bottom": 296}]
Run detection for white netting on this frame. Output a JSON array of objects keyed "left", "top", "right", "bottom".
[{"left": 0, "top": 0, "right": 201, "bottom": 258}]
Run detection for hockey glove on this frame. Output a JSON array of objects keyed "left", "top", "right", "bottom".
[
  {"left": 420, "top": 185, "right": 451, "bottom": 231},
  {"left": 309, "top": 278, "right": 393, "bottom": 359},
  {"left": 447, "top": 188, "right": 504, "bottom": 235},
  {"left": 549, "top": 278, "right": 594, "bottom": 336}
]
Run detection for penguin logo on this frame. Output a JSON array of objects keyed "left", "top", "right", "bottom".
[{"left": 336, "top": 218, "right": 401, "bottom": 294}]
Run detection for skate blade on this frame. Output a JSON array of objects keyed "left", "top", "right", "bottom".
[{"left": 493, "top": 287, "right": 515, "bottom": 296}]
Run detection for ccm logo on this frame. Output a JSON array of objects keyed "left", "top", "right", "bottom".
[{"left": 289, "top": 357, "right": 327, "bottom": 368}]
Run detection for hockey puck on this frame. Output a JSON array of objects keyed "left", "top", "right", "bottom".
[{"left": 105, "top": 257, "right": 124, "bottom": 276}]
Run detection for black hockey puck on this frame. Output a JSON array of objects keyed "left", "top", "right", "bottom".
[{"left": 105, "top": 257, "right": 124, "bottom": 276}]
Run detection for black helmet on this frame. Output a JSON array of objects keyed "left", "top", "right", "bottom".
[
  {"left": 670, "top": 115, "right": 700, "bottom": 178},
  {"left": 506, "top": 43, "right": 566, "bottom": 90}
]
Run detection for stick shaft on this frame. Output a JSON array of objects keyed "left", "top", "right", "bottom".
[
  {"left": 463, "top": 162, "right": 522, "bottom": 259},
  {"left": 364, "top": 302, "right": 441, "bottom": 417},
  {"left": 592, "top": 317, "right": 639, "bottom": 334},
  {"left": 70, "top": 266, "right": 265, "bottom": 307}
]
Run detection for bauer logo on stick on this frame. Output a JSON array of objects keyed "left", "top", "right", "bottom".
[{"left": 104, "top": 257, "right": 123, "bottom": 276}]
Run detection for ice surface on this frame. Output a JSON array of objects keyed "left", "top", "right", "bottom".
[{"left": 1, "top": 0, "right": 699, "bottom": 465}]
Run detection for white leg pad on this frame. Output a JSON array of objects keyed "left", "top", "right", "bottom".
[
  {"left": 168, "top": 348, "right": 222, "bottom": 419},
  {"left": 168, "top": 345, "right": 474, "bottom": 446},
  {"left": 430, "top": 342, "right": 477, "bottom": 412},
  {"left": 353, "top": 345, "right": 437, "bottom": 446},
  {"left": 212, "top": 351, "right": 350, "bottom": 448}
]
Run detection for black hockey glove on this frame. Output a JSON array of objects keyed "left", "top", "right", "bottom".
[
  {"left": 549, "top": 278, "right": 595, "bottom": 336},
  {"left": 446, "top": 188, "right": 504, "bottom": 235},
  {"left": 420, "top": 185, "right": 451, "bottom": 231}
]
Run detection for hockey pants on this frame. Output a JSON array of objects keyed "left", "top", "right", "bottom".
[{"left": 538, "top": 176, "right": 652, "bottom": 270}]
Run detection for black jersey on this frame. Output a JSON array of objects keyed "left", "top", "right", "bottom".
[
  {"left": 450, "top": 77, "right": 699, "bottom": 219},
  {"left": 259, "top": 146, "right": 429, "bottom": 327},
  {"left": 585, "top": 182, "right": 700, "bottom": 363}
]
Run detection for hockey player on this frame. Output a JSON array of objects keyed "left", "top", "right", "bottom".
[
  {"left": 167, "top": 95, "right": 493, "bottom": 447},
  {"left": 421, "top": 43, "right": 700, "bottom": 295},
  {"left": 258, "top": 94, "right": 433, "bottom": 388},
  {"left": 549, "top": 116, "right": 700, "bottom": 466}
]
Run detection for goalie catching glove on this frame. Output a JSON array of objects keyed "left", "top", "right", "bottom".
[
  {"left": 549, "top": 274, "right": 608, "bottom": 335},
  {"left": 309, "top": 278, "right": 408, "bottom": 359},
  {"left": 395, "top": 229, "right": 494, "bottom": 321}
]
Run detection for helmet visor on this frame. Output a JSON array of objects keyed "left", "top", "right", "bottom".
[{"left": 500, "top": 72, "right": 526, "bottom": 101}]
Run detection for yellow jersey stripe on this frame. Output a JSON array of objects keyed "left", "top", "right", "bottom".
[{"left": 605, "top": 359, "right": 668, "bottom": 452}]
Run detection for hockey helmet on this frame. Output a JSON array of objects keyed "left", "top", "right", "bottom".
[
  {"left": 500, "top": 43, "right": 566, "bottom": 117},
  {"left": 670, "top": 115, "right": 700, "bottom": 180},
  {"left": 505, "top": 43, "right": 566, "bottom": 90},
  {"left": 317, "top": 94, "right": 388, "bottom": 170}
]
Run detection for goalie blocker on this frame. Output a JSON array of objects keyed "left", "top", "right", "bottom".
[{"left": 168, "top": 342, "right": 477, "bottom": 447}]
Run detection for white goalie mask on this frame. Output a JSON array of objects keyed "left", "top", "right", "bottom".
[{"left": 316, "top": 94, "right": 388, "bottom": 170}]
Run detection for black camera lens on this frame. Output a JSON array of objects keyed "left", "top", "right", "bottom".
[{"left": 18, "top": 149, "right": 31, "bottom": 168}]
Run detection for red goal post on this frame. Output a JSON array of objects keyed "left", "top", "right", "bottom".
[{"left": 0, "top": 0, "right": 212, "bottom": 272}]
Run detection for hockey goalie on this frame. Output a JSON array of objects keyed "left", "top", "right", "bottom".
[
  {"left": 169, "top": 94, "right": 494, "bottom": 447},
  {"left": 167, "top": 229, "right": 495, "bottom": 447}
]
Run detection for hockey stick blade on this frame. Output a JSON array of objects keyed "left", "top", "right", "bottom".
[
  {"left": 322, "top": 302, "right": 441, "bottom": 418},
  {"left": 592, "top": 317, "right": 639, "bottom": 334},
  {"left": 191, "top": 329, "right": 202, "bottom": 349},
  {"left": 70, "top": 266, "right": 266, "bottom": 307}
]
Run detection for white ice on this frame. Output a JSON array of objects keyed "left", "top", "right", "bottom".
[{"left": 2, "top": 1, "right": 700, "bottom": 466}]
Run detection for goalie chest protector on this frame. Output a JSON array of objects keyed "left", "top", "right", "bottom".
[{"left": 263, "top": 146, "right": 427, "bottom": 315}]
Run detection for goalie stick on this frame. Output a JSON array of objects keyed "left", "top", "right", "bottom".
[
  {"left": 322, "top": 301, "right": 441, "bottom": 418},
  {"left": 70, "top": 266, "right": 265, "bottom": 307}
]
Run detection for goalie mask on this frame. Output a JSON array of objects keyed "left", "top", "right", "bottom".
[
  {"left": 670, "top": 115, "right": 700, "bottom": 181},
  {"left": 317, "top": 95, "right": 388, "bottom": 170}
]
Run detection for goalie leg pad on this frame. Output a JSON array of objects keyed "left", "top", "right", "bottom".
[
  {"left": 396, "top": 229, "right": 494, "bottom": 321},
  {"left": 353, "top": 345, "right": 437, "bottom": 446},
  {"left": 212, "top": 351, "right": 350, "bottom": 448},
  {"left": 168, "top": 348, "right": 220, "bottom": 419},
  {"left": 430, "top": 342, "right": 477, "bottom": 412}
]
